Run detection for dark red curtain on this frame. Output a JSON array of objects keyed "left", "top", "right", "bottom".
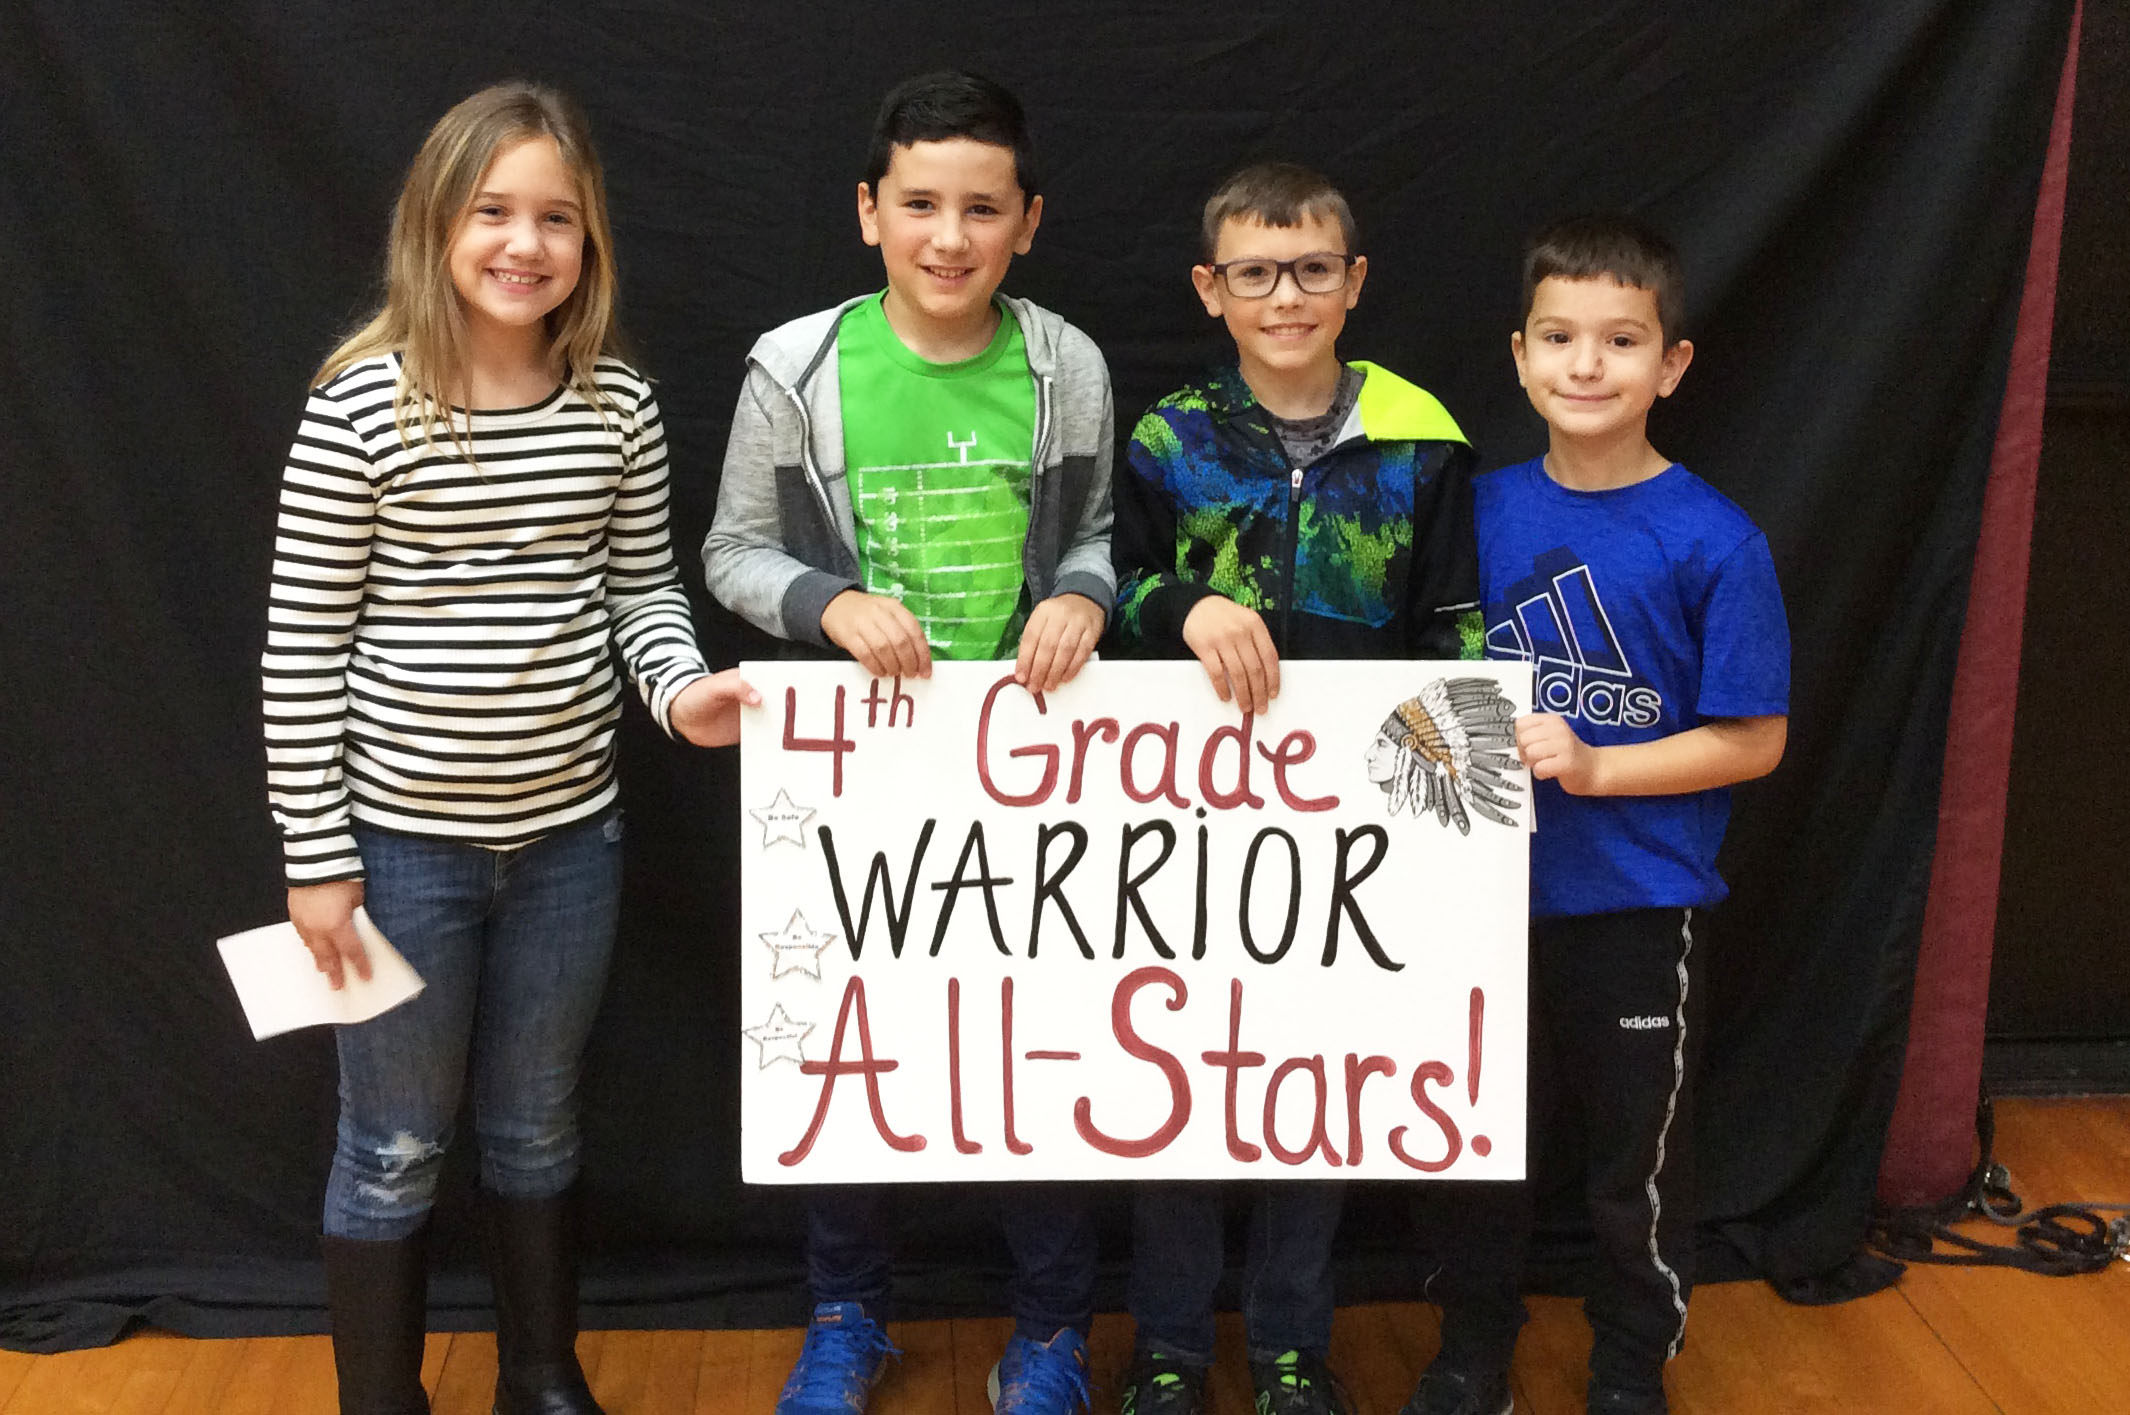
[{"left": 1877, "top": 2, "right": 2082, "bottom": 1207}]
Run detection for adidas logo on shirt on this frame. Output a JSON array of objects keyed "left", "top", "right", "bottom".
[
  {"left": 1487, "top": 550, "right": 1665, "bottom": 728},
  {"left": 1618, "top": 1015, "right": 1673, "bottom": 1030}
]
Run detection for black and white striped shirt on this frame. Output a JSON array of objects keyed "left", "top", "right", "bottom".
[{"left": 263, "top": 354, "right": 708, "bottom": 885}]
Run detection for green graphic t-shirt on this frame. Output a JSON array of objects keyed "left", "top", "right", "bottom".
[{"left": 837, "top": 294, "right": 1036, "bottom": 660}]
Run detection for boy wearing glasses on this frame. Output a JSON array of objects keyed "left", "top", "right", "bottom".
[
  {"left": 704, "top": 70, "right": 1113, "bottom": 1415},
  {"left": 1109, "top": 162, "right": 1479, "bottom": 1415}
]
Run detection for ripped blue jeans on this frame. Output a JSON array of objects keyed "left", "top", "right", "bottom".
[{"left": 324, "top": 809, "right": 623, "bottom": 1240}]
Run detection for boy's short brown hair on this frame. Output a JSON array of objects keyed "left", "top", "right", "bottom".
[
  {"left": 1521, "top": 213, "right": 1686, "bottom": 344},
  {"left": 1200, "top": 162, "right": 1357, "bottom": 261}
]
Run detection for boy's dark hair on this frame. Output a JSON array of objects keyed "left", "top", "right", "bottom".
[
  {"left": 1199, "top": 162, "right": 1357, "bottom": 261},
  {"left": 863, "top": 70, "right": 1039, "bottom": 204},
  {"left": 1521, "top": 213, "right": 1686, "bottom": 344}
]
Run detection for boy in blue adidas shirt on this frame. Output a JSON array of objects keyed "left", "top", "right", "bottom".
[{"left": 1402, "top": 216, "right": 1787, "bottom": 1415}]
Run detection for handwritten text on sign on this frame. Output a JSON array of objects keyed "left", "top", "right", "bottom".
[{"left": 738, "top": 660, "right": 1530, "bottom": 1182}]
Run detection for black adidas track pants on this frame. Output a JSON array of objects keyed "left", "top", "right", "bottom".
[{"left": 1415, "top": 906, "right": 1702, "bottom": 1399}]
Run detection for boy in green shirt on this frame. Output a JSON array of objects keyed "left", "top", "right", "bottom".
[{"left": 703, "top": 70, "right": 1113, "bottom": 1415}]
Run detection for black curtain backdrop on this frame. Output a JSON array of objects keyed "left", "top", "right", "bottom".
[{"left": 0, "top": 0, "right": 2073, "bottom": 1352}]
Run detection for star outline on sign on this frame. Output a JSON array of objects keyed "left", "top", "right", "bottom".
[
  {"left": 761, "top": 910, "right": 838, "bottom": 980},
  {"left": 741, "top": 1004, "right": 813, "bottom": 1069},
  {"left": 748, "top": 788, "right": 816, "bottom": 849}
]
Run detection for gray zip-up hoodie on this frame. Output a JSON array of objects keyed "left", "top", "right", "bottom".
[{"left": 702, "top": 293, "right": 1115, "bottom": 649}]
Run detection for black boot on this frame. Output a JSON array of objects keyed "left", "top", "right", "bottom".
[
  {"left": 322, "top": 1231, "right": 432, "bottom": 1415},
  {"left": 478, "top": 1186, "right": 604, "bottom": 1415}
]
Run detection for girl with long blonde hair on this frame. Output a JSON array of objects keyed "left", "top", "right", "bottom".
[{"left": 264, "top": 82, "right": 754, "bottom": 1415}]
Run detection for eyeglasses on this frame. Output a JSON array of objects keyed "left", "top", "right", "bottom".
[{"left": 1202, "top": 251, "right": 1359, "bottom": 299}]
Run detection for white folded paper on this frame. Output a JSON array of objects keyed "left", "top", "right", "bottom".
[{"left": 216, "top": 908, "right": 425, "bottom": 1039}]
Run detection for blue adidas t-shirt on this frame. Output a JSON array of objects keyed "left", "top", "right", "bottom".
[{"left": 1477, "top": 458, "right": 1789, "bottom": 918}]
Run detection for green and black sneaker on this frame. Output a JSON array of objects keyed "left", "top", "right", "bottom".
[
  {"left": 1118, "top": 1350, "right": 1207, "bottom": 1415},
  {"left": 1248, "top": 1350, "right": 1354, "bottom": 1415}
]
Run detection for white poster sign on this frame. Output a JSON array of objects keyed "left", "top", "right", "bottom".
[{"left": 737, "top": 660, "right": 1530, "bottom": 1183}]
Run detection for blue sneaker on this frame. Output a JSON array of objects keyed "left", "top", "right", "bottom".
[
  {"left": 986, "top": 1328, "right": 1092, "bottom": 1414},
  {"left": 775, "top": 1302, "right": 899, "bottom": 1415}
]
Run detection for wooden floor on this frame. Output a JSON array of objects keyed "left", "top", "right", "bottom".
[{"left": 4, "top": 1098, "right": 2125, "bottom": 1415}]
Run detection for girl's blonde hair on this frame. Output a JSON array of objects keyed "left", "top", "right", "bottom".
[{"left": 315, "top": 82, "right": 629, "bottom": 441}]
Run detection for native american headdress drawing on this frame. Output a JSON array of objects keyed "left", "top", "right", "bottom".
[{"left": 1364, "top": 677, "right": 1524, "bottom": 833}]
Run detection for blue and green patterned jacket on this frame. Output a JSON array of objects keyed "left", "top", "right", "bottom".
[{"left": 1111, "top": 360, "right": 1482, "bottom": 661}]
